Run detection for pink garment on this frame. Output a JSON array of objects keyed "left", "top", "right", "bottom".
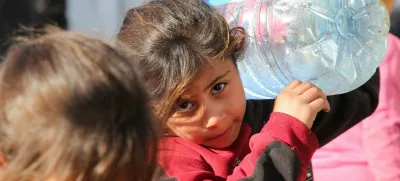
[{"left": 312, "top": 33, "right": 400, "bottom": 181}]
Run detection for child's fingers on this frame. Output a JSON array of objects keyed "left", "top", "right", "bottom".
[
  {"left": 284, "top": 80, "right": 302, "bottom": 90},
  {"left": 323, "top": 101, "right": 331, "bottom": 112},
  {"left": 309, "top": 97, "right": 330, "bottom": 113},
  {"left": 300, "top": 86, "right": 325, "bottom": 103},
  {"left": 319, "top": 96, "right": 331, "bottom": 112},
  {"left": 300, "top": 87, "right": 319, "bottom": 103},
  {"left": 300, "top": 85, "right": 331, "bottom": 112},
  {"left": 292, "top": 81, "right": 314, "bottom": 95}
]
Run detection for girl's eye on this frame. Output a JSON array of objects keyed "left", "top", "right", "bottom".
[
  {"left": 177, "top": 101, "right": 194, "bottom": 112},
  {"left": 211, "top": 83, "right": 227, "bottom": 95}
]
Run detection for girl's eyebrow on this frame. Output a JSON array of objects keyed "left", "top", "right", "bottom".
[{"left": 205, "top": 70, "right": 230, "bottom": 91}]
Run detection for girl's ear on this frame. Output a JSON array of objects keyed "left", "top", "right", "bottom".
[{"left": 382, "top": 0, "right": 396, "bottom": 14}]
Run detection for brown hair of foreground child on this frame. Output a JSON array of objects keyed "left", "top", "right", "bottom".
[{"left": 0, "top": 29, "right": 158, "bottom": 181}]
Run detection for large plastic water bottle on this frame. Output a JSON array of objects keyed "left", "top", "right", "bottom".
[{"left": 207, "top": 0, "right": 390, "bottom": 99}]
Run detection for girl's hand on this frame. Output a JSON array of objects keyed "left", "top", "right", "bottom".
[{"left": 273, "top": 80, "right": 331, "bottom": 128}]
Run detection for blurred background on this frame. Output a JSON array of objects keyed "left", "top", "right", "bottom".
[
  {"left": 0, "top": 0, "right": 143, "bottom": 60},
  {"left": 1, "top": 0, "right": 400, "bottom": 59}
]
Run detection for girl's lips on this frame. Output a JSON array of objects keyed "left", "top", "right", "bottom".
[{"left": 207, "top": 126, "right": 233, "bottom": 142}]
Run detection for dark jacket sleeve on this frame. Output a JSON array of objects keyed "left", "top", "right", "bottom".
[
  {"left": 244, "top": 69, "right": 380, "bottom": 146},
  {"left": 239, "top": 141, "right": 305, "bottom": 181}
]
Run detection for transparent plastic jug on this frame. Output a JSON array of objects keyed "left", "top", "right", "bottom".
[{"left": 207, "top": 0, "right": 390, "bottom": 99}]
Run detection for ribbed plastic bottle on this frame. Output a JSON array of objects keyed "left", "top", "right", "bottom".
[{"left": 206, "top": 0, "right": 390, "bottom": 99}]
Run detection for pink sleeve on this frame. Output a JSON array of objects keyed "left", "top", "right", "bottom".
[{"left": 361, "top": 34, "right": 400, "bottom": 181}]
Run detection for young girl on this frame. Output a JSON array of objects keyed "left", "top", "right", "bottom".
[
  {"left": 116, "top": 0, "right": 379, "bottom": 180},
  {"left": 0, "top": 30, "right": 161, "bottom": 181}
]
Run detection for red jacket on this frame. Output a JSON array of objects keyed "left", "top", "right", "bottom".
[{"left": 158, "top": 112, "right": 318, "bottom": 181}]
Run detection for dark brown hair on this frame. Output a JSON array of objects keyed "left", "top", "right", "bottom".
[
  {"left": 0, "top": 30, "right": 158, "bottom": 181},
  {"left": 117, "top": 0, "right": 247, "bottom": 122}
]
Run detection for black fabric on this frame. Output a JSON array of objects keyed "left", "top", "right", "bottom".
[
  {"left": 243, "top": 97, "right": 274, "bottom": 135},
  {"left": 239, "top": 141, "right": 302, "bottom": 181},
  {"left": 0, "top": 0, "right": 67, "bottom": 59},
  {"left": 0, "top": 0, "right": 36, "bottom": 58},
  {"left": 305, "top": 165, "right": 313, "bottom": 181},
  {"left": 243, "top": 69, "right": 380, "bottom": 147},
  {"left": 153, "top": 165, "right": 178, "bottom": 181},
  {"left": 390, "top": 8, "right": 400, "bottom": 38}
]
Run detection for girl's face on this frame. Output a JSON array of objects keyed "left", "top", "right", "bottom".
[{"left": 166, "top": 59, "right": 246, "bottom": 149}]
